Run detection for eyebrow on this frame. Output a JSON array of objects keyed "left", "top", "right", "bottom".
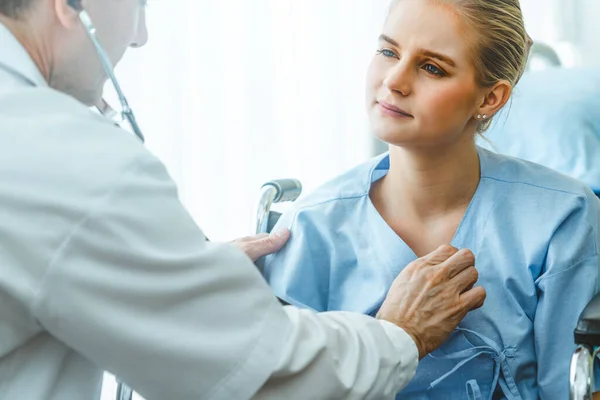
[
  {"left": 379, "top": 34, "right": 399, "bottom": 47},
  {"left": 378, "top": 34, "right": 457, "bottom": 68}
]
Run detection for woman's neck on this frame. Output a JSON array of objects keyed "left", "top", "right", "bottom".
[{"left": 375, "top": 140, "right": 481, "bottom": 222}]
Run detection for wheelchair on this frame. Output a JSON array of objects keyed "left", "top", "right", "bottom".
[
  {"left": 255, "top": 179, "right": 302, "bottom": 235},
  {"left": 571, "top": 295, "right": 600, "bottom": 399},
  {"left": 115, "top": 383, "right": 133, "bottom": 400},
  {"left": 255, "top": 179, "right": 302, "bottom": 308}
]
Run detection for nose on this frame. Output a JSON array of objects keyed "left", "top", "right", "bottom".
[
  {"left": 130, "top": 8, "right": 148, "bottom": 48},
  {"left": 383, "top": 60, "right": 412, "bottom": 96}
]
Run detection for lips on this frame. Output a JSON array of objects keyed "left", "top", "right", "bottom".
[{"left": 378, "top": 101, "right": 413, "bottom": 117}]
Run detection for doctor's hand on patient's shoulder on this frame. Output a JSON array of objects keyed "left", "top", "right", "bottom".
[
  {"left": 376, "top": 245, "right": 486, "bottom": 360},
  {"left": 231, "top": 229, "right": 291, "bottom": 262}
]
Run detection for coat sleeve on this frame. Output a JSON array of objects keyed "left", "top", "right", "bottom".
[{"left": 32, "top": 150, "right": 418, "bottom": 400}]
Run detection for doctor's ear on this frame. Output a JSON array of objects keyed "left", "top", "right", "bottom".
[
  {"left": 55, "top": 0, "right": 84, "bottom": 29},
  {"left": 475, "top": 80, "right": 512, "bottom": 122}
]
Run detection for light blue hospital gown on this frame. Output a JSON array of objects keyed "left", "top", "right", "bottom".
[{"left": 264, "top": 147, "right": 600, "bottom": 400}]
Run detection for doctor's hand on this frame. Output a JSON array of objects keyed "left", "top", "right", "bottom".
[
  {"left": 231, "top": 230, "right": 291, "bottom": 262},
  {"left": 376, "top": 245, "right": 486, "bottom": 360}
]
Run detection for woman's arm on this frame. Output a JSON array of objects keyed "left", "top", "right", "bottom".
[{"left": 534, "top": 199, "right": 600, "bottom": 399}]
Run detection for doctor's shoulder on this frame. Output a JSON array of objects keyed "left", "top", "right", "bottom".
[{"left": 0, "top": 86, "right": 165, "bottom": 189}]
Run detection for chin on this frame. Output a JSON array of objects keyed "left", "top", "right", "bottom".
[
  {"left": 373, "top": 133, "right": 404, "bottom": 147},
  {"left": 371, "top": 129, "right": 402, "bottom": 146},
  {"left": 373, "top": 125, "right": 437, "bottom": 149},
  {"left": 370, "top": 119, "right": 409, "bottom": 145}
]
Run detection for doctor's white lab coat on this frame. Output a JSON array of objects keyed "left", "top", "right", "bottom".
[{"left": 0, "top": 23, "right": 418, "bottom": 400}]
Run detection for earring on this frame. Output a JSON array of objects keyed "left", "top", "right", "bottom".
[
  {"left": 477, "top": 114, "right": 482, "bottom": 119},
  {"left": 483, "top": 114, "right": 487, "bottom": 119}
]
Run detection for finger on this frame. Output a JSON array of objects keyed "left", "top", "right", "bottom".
[
  {"left": 442, "top": 248, "right": 475, "bottom": 278},
  {"left": 248, "top": 229, "right": 290, "bottom": 261},
  {"left": 422, "top": 244, "right": 459, "bottom": 265},
  {"left": 459, "top": 286, "right": 486, "bottom": 311},
  {"left": 231, "top": 234, "right": 267, "bottom": 244},
  {"left": 452, "top": 265, "right": 479, "bottom": 293},
  {"left": 461, "top": 278, "right": 476, "bottom": 295},
  {"left": 267, "top": 229, "right": 290, "bottom": 248},
  {"left": 249, "top": 233, "right": 270, "bottom": 241}
]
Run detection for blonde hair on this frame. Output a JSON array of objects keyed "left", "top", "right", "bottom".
[{"left": 388, "top": 0, "right": 532, "bottom": 132}]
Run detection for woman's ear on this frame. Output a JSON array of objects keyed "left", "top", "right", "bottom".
[
  {"left": 54, "top": 0, "right": 84, "bottom": 29},
  {"left": 475, "top": 80, "right": 512, "bottom": 121}
]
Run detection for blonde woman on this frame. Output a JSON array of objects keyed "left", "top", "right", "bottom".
[{"left": 264, "top": 0, "right": 600, "bottom": 398}]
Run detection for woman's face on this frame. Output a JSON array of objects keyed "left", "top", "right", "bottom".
[{"left": 366, "top": 0, "right": 485, "bottom": 149}]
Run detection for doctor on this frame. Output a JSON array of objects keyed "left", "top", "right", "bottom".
[{"left": 0, "top": 0, "right": 486, "bottom": 399}]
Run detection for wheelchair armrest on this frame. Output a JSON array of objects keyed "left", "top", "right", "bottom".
[{"left": 575, "top": 292, "right": 600, "bottom": 346}]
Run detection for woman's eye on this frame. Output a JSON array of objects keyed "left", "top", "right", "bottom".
[
  {"left": 423, "top": 63, "right": 445, "bottom": 77},
  {"left": 376, "top": 49, "right": 399, "bottom": 59}
]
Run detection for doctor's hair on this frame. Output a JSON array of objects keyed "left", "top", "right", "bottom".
[
  {"left": 388, "top": 0, "right": 531, "bottom": 133},
  {"left": 0, "top": 0, "right": 34, "bottom": 18}
]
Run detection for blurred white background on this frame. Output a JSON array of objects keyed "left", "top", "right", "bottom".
[
  {"left": 104, "top": 0, "right": 390, "bottom": 244},
  {"left": 521, "top": 0, "right": 600, "bottom": 67},
  {"left": 100, "top": 1, "right": 599, "bottom": 398}
]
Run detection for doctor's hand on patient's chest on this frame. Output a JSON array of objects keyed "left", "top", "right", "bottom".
[
  {"left": 376, "top": 245, "right": 486, "bottom": 360},
  {"left": 231, "top": 229, "right": 291, "bottom": 262}
]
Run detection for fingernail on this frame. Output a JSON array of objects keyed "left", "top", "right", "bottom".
[{"left": 273, "top": 229, "right": 290, "bottom": 238}]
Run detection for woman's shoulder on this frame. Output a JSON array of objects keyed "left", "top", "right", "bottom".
[
  {"left": 479, "top": 146, "right": 598, "bottom": 204},
  {"left": 290, "top": 154, "right": 388, "bottom": 212},
  {"left": 269, "top": 154, "right": 387, "bottom": 238}
]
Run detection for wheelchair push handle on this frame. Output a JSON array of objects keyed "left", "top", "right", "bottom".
[
  {"left": 261, "top": 179, "right": 302, "bottom": 203},
  {"left": 256, "top": 179, "right": 302, "bottom": 235}
]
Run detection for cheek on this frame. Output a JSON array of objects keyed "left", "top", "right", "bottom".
[
  {"left": 421, "top": 83, "right": 477, "bottom": 124},
  {"left": 115, "top": 8, "right": 140, "bottom": 41},
  {"left": 97, "top": 6, "right": 140, "bottom": 57},
  {"left": 365, "top": 58, "right": 383, "bottom": 103}
]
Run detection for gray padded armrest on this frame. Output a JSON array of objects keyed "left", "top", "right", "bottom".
[{"left": 575, "top": 293, "right": 600, "bottom": 346}]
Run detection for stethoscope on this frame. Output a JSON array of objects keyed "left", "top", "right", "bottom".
[
  {"left": 70, "top": 2, "right": 143, "bottom": 399},
  {"left": 70, "top": 0, "right": 145, "bottom": 144}
]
